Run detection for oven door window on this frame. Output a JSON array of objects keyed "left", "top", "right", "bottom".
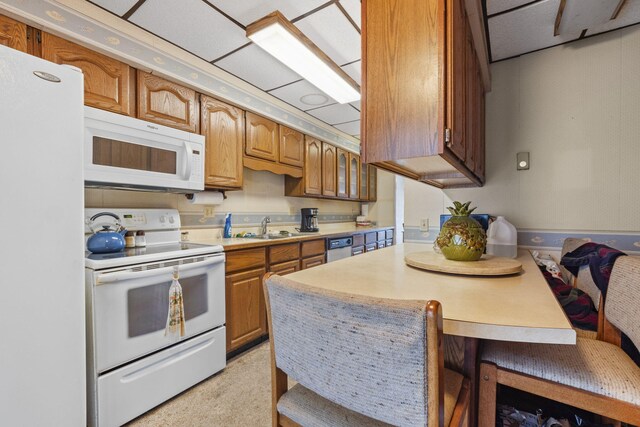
[{"left": 127, "top": 274, "right": 208, "bottom": 338}]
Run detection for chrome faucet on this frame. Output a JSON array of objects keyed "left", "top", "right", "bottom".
[{"left": 260, "top": 216, "right": 271, "bottom": 236}]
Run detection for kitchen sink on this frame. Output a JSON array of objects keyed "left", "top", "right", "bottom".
[{"left": 258, "top": 232, "right": 302, "bottom": 239}]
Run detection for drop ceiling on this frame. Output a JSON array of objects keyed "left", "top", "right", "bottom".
[
  {"left": 88, "top": 0, "right": 363, "bottom": 139},
  {"left": 486, "top": 0, "right": 640, "bottom": 62},
  {"left": 22, "top": 0, "right": 638, "bottom": 141}
]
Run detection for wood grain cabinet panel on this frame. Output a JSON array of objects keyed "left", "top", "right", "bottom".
[
  {"left": 464, "top": 27, "right": 478, "bottom": 173},
  {"left": 322, "top": 142, "right": 337, "bottom": 197},
  {"left": 269, "top": 243, "right": 300, "bottom": 264},
  {"left": 301, "top": 239, "right": 325, "bottom": 258},
  {"left": 301, "top": 254, "right": 325, "bottom": 270},
  {"left": 137, "top": 70, "right": 199, "bottom": 132},
  {"left": 304, "top": 137, "right": 322, "bottom": 195},
  {"left": 446, "top": 0, "right": 467, "bottom": 162},
  {"left": 349, "top": 153, "right": 360, "bottom": 199},
  {"left": 200, "top": 95, "right": 243, "bottom": 189},
  {"left": 0, "top": 14, "right": 27, "bottom": 52},
  {"left": 41, "top": 32, "right": 135, "bottom": 115},
  {"left": 359, "top": 162, "right": 369, "bottom": 201},
  {"left": 279, "top": 126, "right": 304, "bottom": 167},
  {"left": 225, "top": 267, "right": 267, "bottom": 352},
  {"left": 269, "top": 259, "right": 300, "bottom": 276},
  {"left": 245, "top": 112, "right": 278, "bottom": 162},
  {"left": 226, "top": 247, "right": 266, "bottom": 273}
]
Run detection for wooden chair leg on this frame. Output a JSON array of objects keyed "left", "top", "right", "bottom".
[{"left": 478, "top": 363, "right": 498, "bottom": 427}]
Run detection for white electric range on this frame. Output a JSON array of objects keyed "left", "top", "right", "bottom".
[{"left": 84, "top": 209, "right": 226, "bottom": 427}]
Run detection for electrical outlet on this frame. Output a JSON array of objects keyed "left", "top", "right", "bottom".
[
  {"left": 203, "top": 207, "right": 215, "bottom": 218},
  {"left": 420, "top": 218, "right": 429, "bottom": 231}
]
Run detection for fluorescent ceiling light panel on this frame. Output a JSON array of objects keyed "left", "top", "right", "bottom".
[{"left": 247, "top": 11, "right": 361, "bottom": 104}]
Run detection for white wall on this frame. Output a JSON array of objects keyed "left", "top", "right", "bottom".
[
  {"left": 405, "top": 25, "right": 640, "bottom": 236},
  {"left": 368, "top": 168, "right": 396, "bottom": 226}
]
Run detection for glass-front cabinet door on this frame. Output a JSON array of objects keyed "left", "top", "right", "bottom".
[
  {"left": 349, "top": 153, "right": 360, "bottom": 199},
  {"left": 337, "top": 148, "right": 348, "bottom": 198},
  {"left": 368, "top": 165, "right": 377, "bottom": 202},
  {"left": 360, "top": 162, "right": 369, "bottom": 201}
]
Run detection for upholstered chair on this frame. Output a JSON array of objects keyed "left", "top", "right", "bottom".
[
  {"left": 478, "top": 255, "right": 640, "bottom": 426},
  {"left": 263, "top": 272, "right": 470, "bottom": 427}
]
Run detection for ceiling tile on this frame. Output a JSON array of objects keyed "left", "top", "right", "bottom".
[
  {"left": 90, "top": 0, "right": 139, "bottom": 16},
  {"left": 129, "top": 0, "right": 247, "bottom": 61},
  {"left": 295, "top": 4, "right": 361, "bottom": 65},
  {"left": 586, "top": 1, "right": 640, "bottom": 36},
  {"left": 207, "top": 0, "right": 327, "bottom": 26},
  {"left": 341, "top": 60, "right": 361, "bottom": 85},
  {"left": 215, "top": 44, "right": 301, "bottom": 90},
  {"left": 339, "top": 0, "right": 361, "bottom": 29},
  {"left": 269, "top": 80, "right": 335, "bottom": 110},
  {"left": 558, "top": 0, "right": 619, "bottom": 36},
  {"left": 350, "top": 100, "right": 361, "bottom": 111},
  {"left": 307, "top": 103, "right": 360, "bottom": 124},
  {"left": 333, "top": 120, "right": 360, "bottom": 136},
  {"left": 488, "top": 0, "right": 579, "bottom": 61},
  {"left": 486, "top": 0, "right": 534, "bottom": 16}
]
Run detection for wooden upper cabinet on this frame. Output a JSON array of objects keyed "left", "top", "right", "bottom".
[
  {"left": 474, "top": 83, "right": 486, "bottom": 181},
  {"left": 363, "top": 0, "right": 487, "bottom": 188},
  {"left": 200, "top": 95, "right": 244, "bottom": 189},
  {"left": 245, "top": 112, "right": 278, "bottom": 162},
  {"left": 465, "top": 32, "right": 479, "bottom": 174},
  {"left": 279, "top": 126, "right": 304, "bottom": 167},
  {"left": 349, "top": 153, "right": 360, "bottom": 199},
  {"left": 304, "top": 137, "right": 322, "bottom": 195},
  {"left": 41, "top": 32, "right": 135, "bottom": 116},
  {"left": 360, "top": 162, "right": 369, "bottom": 201},
  {"left": 337, "top": 148, "right": 349, "bottom": 198},
  {"left": 368, "top": 165, "right": 378, "bottom": 202},
  {"left": 322, "top": 142, "right": 337, "bottom": 197},
  {"left": 0, "top": 14, "right": 27, "bottom": 52},
  {"left": 137, "top": 70, "right": 199, "bottom": 132},
  {"left": 446, "top": 0, "right": 467, "bottom": 162}
]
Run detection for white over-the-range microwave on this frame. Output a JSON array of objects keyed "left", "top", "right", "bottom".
[{"left": 84, "top": 106, "right": 205, "bottom": 193}]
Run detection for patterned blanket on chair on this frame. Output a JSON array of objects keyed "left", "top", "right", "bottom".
[{"left": 560, "top": 242, "right": 626, "bottom": 298}]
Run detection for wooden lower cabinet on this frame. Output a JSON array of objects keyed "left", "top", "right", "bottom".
[
  {"left": 352, "top": 246, "right": 365, "bottom": 256},
  {"left": 225, "top": 267, "right": 267, "bottom": 352},
  {"left": 301, "top": 254, "right": 325, "bottom": 270},
  {"left": 270, "top": 259, "right": 300, "bottom": 276}
]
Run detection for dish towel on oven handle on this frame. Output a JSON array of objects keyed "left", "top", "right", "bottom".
[{"left": 165, "top": 267, "right": 186, "bottom": 340}]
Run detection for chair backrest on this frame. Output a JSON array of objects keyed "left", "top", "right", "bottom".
[
  {"left": 605, "top": 256, "right": 640, "bottom": 350},
  {"left": 264, "top": 274, "right": 443, "bottom": 426},
  {"left": 561, "top": 238, "right": 602, "bottom": 309}
]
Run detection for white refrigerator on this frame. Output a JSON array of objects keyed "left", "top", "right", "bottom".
[{"left": 0, "top": 45, "right": 86, "bottom": 425}]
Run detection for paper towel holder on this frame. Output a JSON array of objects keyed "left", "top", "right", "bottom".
[{"left": 185, "top": 191, "right": 227, "bottom": 202}]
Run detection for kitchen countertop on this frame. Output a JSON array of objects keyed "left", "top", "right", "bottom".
[
  {"left": 281, "top": 243, "right": 576, "bottom": 345},
  {"left": 190, "top": 224, "right": 395, "bottom": 251}
]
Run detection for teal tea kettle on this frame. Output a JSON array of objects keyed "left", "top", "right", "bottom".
[{"left": 87, "top": 212, "right": 127, "bottom": 254}]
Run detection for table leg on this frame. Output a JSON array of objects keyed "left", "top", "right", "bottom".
[{"left": 464, "top": 337, "right": 479, "bottom": 426}]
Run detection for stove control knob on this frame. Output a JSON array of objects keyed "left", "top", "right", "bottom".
[
  {"left": 160, "top": 216, "right": 166, "bottom": 223},
  {"left": 169, "top": 216, "right": 175, "bottom": 224}
]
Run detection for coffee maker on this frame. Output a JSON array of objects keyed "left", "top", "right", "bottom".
[{"left": 299, "top": 208, "right": 319, "bottom": 232}]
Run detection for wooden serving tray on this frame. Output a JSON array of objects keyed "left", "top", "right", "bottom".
[{"left": 404, "top": 251, "right": 523, "bottom": 276}]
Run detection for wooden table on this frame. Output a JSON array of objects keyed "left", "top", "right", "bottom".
[{"left": 284, "top": 243, "right": 576, "bottom": 423}]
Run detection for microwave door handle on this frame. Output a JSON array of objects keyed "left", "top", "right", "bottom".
[
  {"left": 183, "top": 140, "right": 193, "bottom": 179},
  {"left": 96, "top": 255, "right": 225, "bottom": 284}
]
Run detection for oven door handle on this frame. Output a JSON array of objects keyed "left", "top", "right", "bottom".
[{"left": 96, "top": 255, "right": 225, "bottom": 284}]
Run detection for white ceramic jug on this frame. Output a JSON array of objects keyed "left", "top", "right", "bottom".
[{"left": 486, "top": 216, "right": 517, "bottom": 258}]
